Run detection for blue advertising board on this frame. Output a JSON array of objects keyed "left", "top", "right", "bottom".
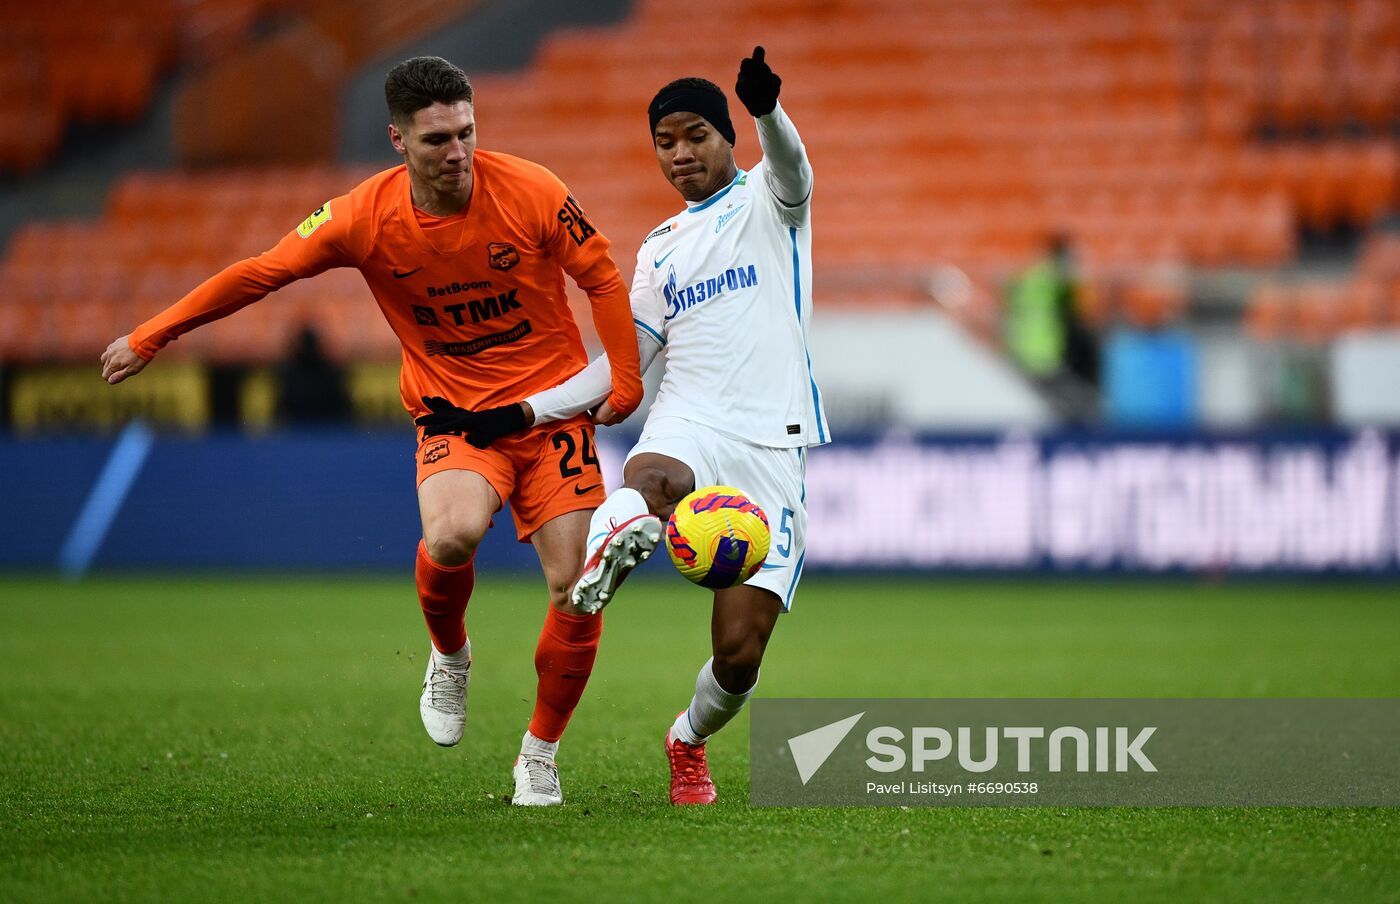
[{"left": 3, "top": 428, "right": 1398, "bottom": 575}]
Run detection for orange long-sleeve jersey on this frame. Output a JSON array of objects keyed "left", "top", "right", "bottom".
[{"left": 129, "top": 152, "right": 644, "bottom": 419}]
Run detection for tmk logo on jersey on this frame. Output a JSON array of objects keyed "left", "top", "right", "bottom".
[
  {"left": 413, "top": 288, "right": 522, "bottom": 327},
  {"left": 662, "top": 263, "right": 759, "bottom": 321}
]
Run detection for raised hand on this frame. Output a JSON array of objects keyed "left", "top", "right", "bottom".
[{"left": 735, "top": 45, "right": 781, "bottom": 117}]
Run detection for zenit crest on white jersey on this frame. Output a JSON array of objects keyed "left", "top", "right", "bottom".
[{"left": 630, "top": 160, "right": 829, "bottom": 449}]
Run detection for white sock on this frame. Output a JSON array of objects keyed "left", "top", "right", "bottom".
[
  {"left": 434, "top": 640, "right": 471, "bottom": 670},
  {"left": 670, "top": 657, "right": 756, "bottom": 746},
  {"left": 520, "top": 729, "right": 559, "bottom": 761},
  {"left": 584, "top": 488, "right": 650, "bottom": 559}
]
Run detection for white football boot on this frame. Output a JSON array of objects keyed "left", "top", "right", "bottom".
[
  {"left": 570, "top": 514, "right": 663, "bottom": 614},
  {"left": 511, "top": 754, "right": 564, "bottom": 806},
  {"left": 419, "top": 649, "right": 470, "bottom": 747}
]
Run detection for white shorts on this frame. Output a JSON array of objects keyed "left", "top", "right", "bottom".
[{"left": 627, "top": 415, "right": 808, "bottom": 610}]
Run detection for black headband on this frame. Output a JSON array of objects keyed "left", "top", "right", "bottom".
[{"left": 648, "top": 85, "right": 736, "bottom": 146}]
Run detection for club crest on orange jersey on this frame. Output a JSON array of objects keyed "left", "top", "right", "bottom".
[
  {"left": 421, "top": 439, "right": 451, "bottom": 464},
  {"left": 297, "top": 202, "right": 332, "bottom": 238},
  {"left": 488, "top": 242, "right": 519, "bottom": 271}
]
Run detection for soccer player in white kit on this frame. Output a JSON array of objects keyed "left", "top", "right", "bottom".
[
  {"left": 546, "top": 47, "right": 827, "bottom": 805},
  {"left": 417, "top": 47, "right": 826, "bottom": 805}
]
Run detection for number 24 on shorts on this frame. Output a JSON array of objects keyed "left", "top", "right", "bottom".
[{"left": 552, "top": 428, "right": 600, "bottom": 478}]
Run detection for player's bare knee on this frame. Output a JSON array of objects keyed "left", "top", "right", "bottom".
[
  {"left": 627, "top": 467, "right": 688, "bottom": 518},
  {"left": 713, "top": 639, "right": 764, "bottom": 692},
  {"left": 714, "top": 636, "right": 764, "bottom": 670},
  {"left": 713, "top": 659, "right": 760, "bottom": 695},
  {"left": 545, "top": 577, "right": 577, "bottom": 611},
  {"left": 627, "top": 467, "right": 674, "bottom": 517},
  {"left": 424, "top": 532, "right": 479, "bottom": 567}
]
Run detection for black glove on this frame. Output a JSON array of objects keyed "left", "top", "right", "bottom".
[
  {"left": 415, "top": 396, "right": 529, "bottom": 449},
  {"left": 735, "top": 45, "right": 781, "bottom": 117}
]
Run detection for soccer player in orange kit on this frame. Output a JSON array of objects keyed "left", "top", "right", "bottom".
[{"left": 99, "top": 56, "right": 643, "bottom": 806}]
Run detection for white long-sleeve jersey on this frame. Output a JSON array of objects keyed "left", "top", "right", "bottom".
[{"left": 528, "top": 101, "right": 829, "bottom": 448}]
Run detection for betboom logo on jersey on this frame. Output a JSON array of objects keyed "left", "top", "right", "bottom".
[{"left": 663, "top": 263, "right": 759, "bottom": 321}]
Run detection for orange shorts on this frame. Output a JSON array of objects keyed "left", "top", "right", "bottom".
[{"left": 415, "top": 414, "right": 607, "bottom": 542}]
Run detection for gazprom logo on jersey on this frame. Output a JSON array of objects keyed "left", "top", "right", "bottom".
[{"left": 663, "top": 263, "right": 759, "bottom": 321}]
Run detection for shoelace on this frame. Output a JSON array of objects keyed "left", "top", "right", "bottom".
[
  {"left": 669, "top": 741, "right": 710, "bottom": 785},
  {"left": 520, "top": 755, "right": 561, "bottom": 796},
  {"left": 585, "top": 519, "right": 622, "bottom": 567},
  {"left": 425, "top": 666, "right": 467, "bottom": 711}
]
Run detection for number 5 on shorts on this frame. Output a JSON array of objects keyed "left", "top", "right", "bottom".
[{"left": 776, "top": 507, "right": 794, "bottom": 558}]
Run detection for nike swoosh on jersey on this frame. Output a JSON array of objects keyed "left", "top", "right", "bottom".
[
  {"left": 392, "top": 266, "right": 423, "bottom": 279},
  {"left": 573, "top": 483, "right": 603, "bottom": 495},
  {"left": 653, "top": 248, "right": 677, "bottom": 269}
]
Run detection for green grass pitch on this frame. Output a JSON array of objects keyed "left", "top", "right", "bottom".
[{"left": 1, "top": 574, "right": 1397, "bottom": 902}]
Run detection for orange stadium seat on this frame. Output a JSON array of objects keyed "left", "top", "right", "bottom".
[
  {"left": 0, "top": 0, "right": 422, "bottom": 174},
  {"left": 1387, "top": 279, "right": 1400, "bottom": 327},
  {"left": 3, "top": 307, "right": 50, "bottom": 364},
  {"left": 1245, "top": 282, "right": 1292, "bottom": 343},
  {"left": 1292, "top": 282, "right": 1344, "bottom": 343},
  {"left": 1337, "top": 278, "right": 1388, "bottom": 332},
  {"left": 5, "top": 0, "right": 1400, "bottom": 363}
]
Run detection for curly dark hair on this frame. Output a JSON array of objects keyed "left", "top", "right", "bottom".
[{"left": 384, "top": 56, "right": 473, "bottom": 126}]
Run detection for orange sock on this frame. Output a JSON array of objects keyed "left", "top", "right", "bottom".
[
  {"left": 527, "top": 607, "right": 603, "bottom": 743},
  {"left": 415, "top": 540, "right": 474, "bottom": 654}
]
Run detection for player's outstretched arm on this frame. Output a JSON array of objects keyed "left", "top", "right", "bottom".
[
  {"left": 100, "top": 335, "right": 150, "bottom": 385},
  {"left": 575, "top": 267, "right": 645, "bottom": 417},
  {"left": 102, "top": 194, "right": 362, "bottom": 386},
  {"left": 101, "top": 259, "right": 288, "bottom": 388},
  {"left": 736, "top": 46, "right": 812, "bottom": 210},
  {"left": 542, "top": 182, "right": 645, "bottom": 417},
  {"left": 525, "top": 328, "right": 664, "bottom": 428}
]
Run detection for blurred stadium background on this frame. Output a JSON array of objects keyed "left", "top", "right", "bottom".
[{"left": 3, "top": 0, "right": 1400, "bottom": 575}]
